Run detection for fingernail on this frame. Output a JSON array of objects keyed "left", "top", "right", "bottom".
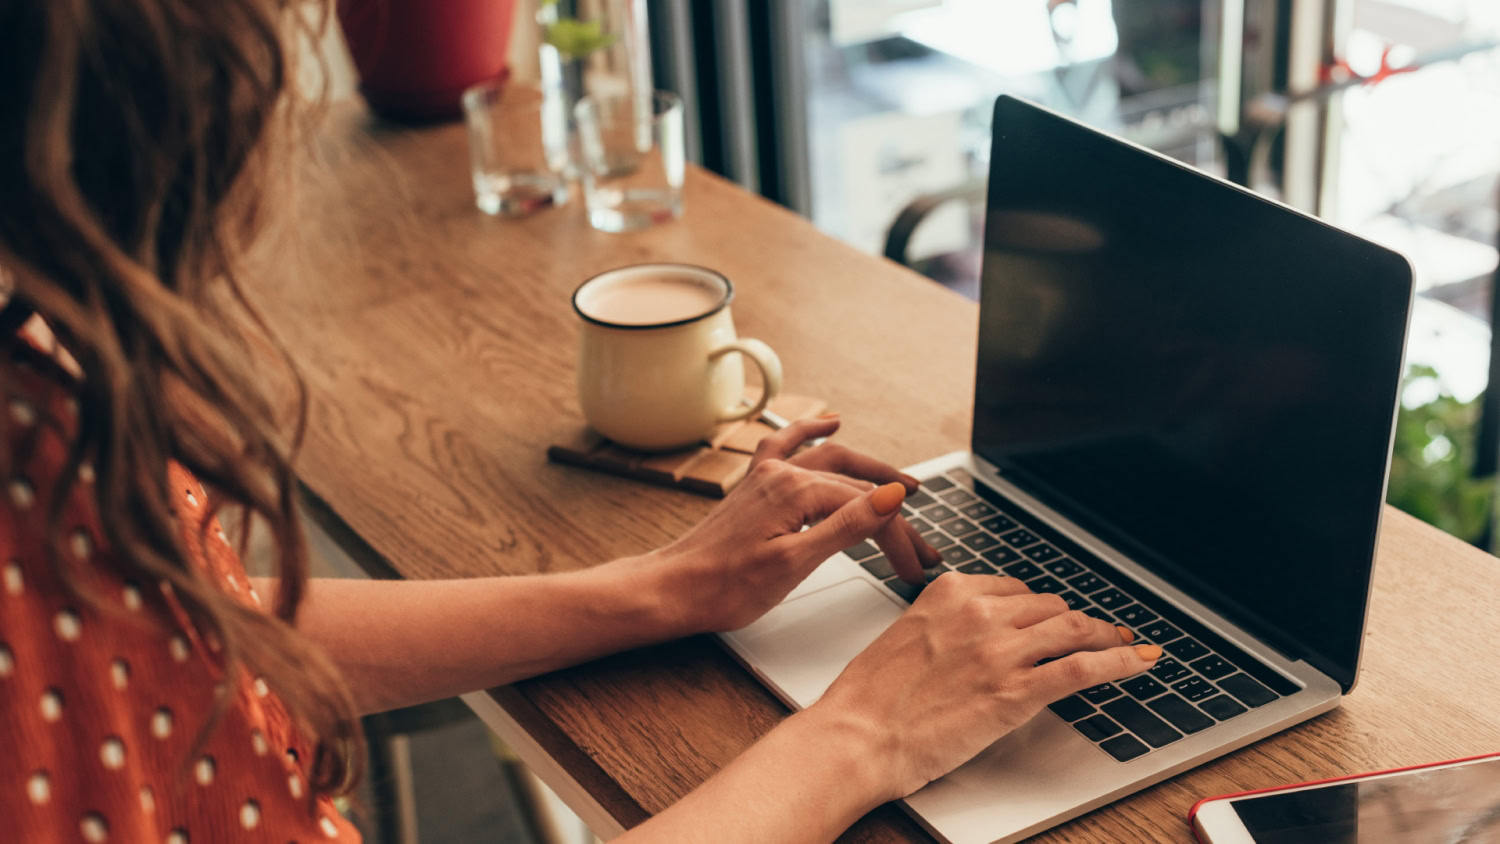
[
  {"left": 870, "top": 482, "right": 906, "bottom": 515},
  {"left": 1116, "top": 626, "right": 1134, "bottom": 644},
  {"left": 922, "top": 542, "right": 942, "bottom": 567},
  {"left": 818, "top": 411, "right": 839, "bottom": 419},
  {"left": 901, "top": 473, "right": 921, "bottom": 489},
  {"left": 1134, "top": 644, "right": 1162, "bottom": 661}
]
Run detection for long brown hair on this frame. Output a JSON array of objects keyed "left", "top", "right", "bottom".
[{"left": 0, "top": 0, "right": 360, "bottom": 795}]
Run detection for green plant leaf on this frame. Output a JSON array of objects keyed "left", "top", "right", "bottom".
[{"left": 543, "top": 17, "right": 619, "bottom": 60}]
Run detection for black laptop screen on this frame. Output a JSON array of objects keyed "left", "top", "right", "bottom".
[{"left": 973, "top": 96, "right": 1412, "bottom": 691}]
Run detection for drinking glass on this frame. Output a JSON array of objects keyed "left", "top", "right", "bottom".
[
  {"left": 573, "top": 90, "right": 685, "bottom": 232},
  {"left": 462, "top": 81, "right": 570, "bottom": 216}
]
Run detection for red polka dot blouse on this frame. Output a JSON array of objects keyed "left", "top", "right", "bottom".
[{"left": 2, "top": 334, "right": 360, "bottom": 842}]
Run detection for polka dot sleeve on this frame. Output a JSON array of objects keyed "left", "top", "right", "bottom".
[{"left": 2, "top": 335, "right": 360, "bottom": 841}]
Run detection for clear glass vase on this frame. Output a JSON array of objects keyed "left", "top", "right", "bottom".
[{"left": 537, "top": 0, "right": 652, "bottom": 176}]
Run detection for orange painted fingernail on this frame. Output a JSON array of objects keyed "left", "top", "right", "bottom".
[
  {"left": 1134, "top": 644, "right": 1162, "bottom": 661},
  {"left": 818, "top": 411, "right": 839, "bottom": 419},
  {"left": 1116, "top": 626, "right": 1134, "bottom": 644},
  {"left": 870, "top": 482, "right": 906, "bottom": 515}
]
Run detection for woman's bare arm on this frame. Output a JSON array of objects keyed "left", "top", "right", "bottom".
[{"left": 256, "top": 555, "right": 680, "bottom": 713}]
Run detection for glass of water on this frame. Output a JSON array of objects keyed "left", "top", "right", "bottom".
[
  {"left": 462, "top": 81, "right": 569, "bottom": 216},
  {"left": 574, "top": 90, "right": 685, "bottom": 233}
]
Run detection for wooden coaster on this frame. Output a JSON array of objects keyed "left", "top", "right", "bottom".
[{"left": 548, "top": 394, "right": 829, "bottom": 497}]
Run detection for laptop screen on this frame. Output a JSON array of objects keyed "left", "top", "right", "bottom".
[{"left": 973, "top": 96, "right": 1412, "bottom": 691}]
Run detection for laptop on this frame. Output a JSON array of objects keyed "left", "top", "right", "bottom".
[{"left": 719, "top": 95, "right": 1414, "bottom": 844}]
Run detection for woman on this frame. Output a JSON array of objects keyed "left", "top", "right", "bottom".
[{"left": 0, "top": 1, "right": 1159, "bottom": 841}]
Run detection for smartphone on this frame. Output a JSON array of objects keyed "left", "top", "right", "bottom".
[{"left": 1189, "top": 753, "right": 1500, "bottom": 843}]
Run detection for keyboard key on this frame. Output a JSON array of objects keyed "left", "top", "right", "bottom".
[
  {"left": 960, "top": 532, "right": 1000, "bottom": 552},
  {"left": 927, "top": 533, "right": 955, "bottom": 550},
  {"left": 1198, "top": 695, "right": 1249, "bottom": 721},
  {"left": 1002, "top": 560, "right": 1044, "bottom": 580},
  {"left": 942, "top": 543, "right": 979, "bottom": 563},
  {"left": 1058, "top": 590, "right": 1088, "bottom": 611},
  {"left": 938, "top": 517, "right": 979, "bottom": 538},
  {"left": 938, "top": 522, "right": 980, "bottom": 546},
  {"left": 938, "top": 488, "right": 977, "bottom": 506},
  {"left": 946, "top": 469, "right": 973, "bottom": 488},
  {"left": 1148, "top": 694, "right": 1215, "bottom": 734},
  {"left": 1001, "top": 528, "right": 1040, "bottom": 547},
  {"left": 1190, "top": 655, "right": 1235, "bottom": 681},
  {"left": 955, "top": 560, "right": 998, "bottom": 575},
  {"left": 1027, "top": 576, "right": 1066, "bottom": 594},
  {"left": 1024, "top": 544, "right": 1062, "bottom": 563},
  {"left": 860, "top": 555, "right": 896, "bottom": 579},
  {"left": 1120, "top": 675, "right": 1167, "bottom": 701},
  {"left": 1093, "top": 588, "right": 1130, "bottom": 610},
  {"left": 922, "top": 477, "right": 955, "bottom": 492},
  {"left": 921, "top": 504, "right": 957, "bottom": 523},
  {"left": 1166, "top": 638, "right": 1209, "bottom": 662},
  {"left": 1141, "top": 620, "right": 1182, "bottom": 643},
  {"left": 1100, "top": 734, "right": 1149, "bottom": 762},
  {"left": 1115, "top": 604, "right": 1158, "bottom": 626},
  {"left": 1151, "top": 659, "right": 1192, "bottom": 684},
  {"left": 1047, "top": 696, "right": 1094, "bottom": 722},
  {"left": 979, "top": 514, "right": 1017, "bottom": 534},
  {"left": 960, "top": 502, "right": 996, "bottom": 520},
  {"left": 1067, "top": 572, "right": 1108, "bottom": 594},
  {"left": 1080, "top": 683, "right": 1122, "bottom": 705},
  {"left": 1074, "top": 714, "right": 1123, "bottom": 742},
  {"left": 844, "top": 541, "right": 880, "bottom": 561},
  {"left": 1218, "top": 674, "right": 1278, "bottom": 708},
  {"left": 1044, "top": 558, "right": 1084, "bottom": 578},
  {"left": 982, "top": 546, "right": 1022, "bottom": 566},
  {"left": 1171, "top": 677, "right": 1217, "bottom": 702},
  {"left": 1083, "top": 607, "right": 1114, "bottom": 622},
  {"left": 884, "top": 578, "right": 923, "bottom": 604},
  {"left": 1100, "top": 698, "right": 1183, "bottom": 748},
  {"left": 905, "top": 490, "right": 937, "bottom": 510}
]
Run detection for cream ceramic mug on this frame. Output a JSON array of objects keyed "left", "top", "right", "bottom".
[{"left": 573, "top": 264, "right": 783, "bottom": 451}]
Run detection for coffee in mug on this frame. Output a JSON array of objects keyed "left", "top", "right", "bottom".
[{"left": 573, "top": 264, "right": 782, "bottom": 451}]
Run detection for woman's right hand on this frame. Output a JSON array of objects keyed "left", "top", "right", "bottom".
[{"left": 811, "top": 572, "right": 1162, "bottom": 801}]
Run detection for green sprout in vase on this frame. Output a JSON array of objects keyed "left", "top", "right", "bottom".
[{"left": 541, "top": 0, "right": 618, "bottom": 60}]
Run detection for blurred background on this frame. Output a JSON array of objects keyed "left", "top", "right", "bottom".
[{"left": 630, "top": 0, "right": 1500, "bottom": 551}]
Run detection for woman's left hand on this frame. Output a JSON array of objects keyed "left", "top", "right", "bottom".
[{"left": 637, "top": 416, "right": 941, "bottom": 634}]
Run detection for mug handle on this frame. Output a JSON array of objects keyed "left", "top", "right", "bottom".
[{"left": 710, "top": 339, "right": 783, "bottom": 423}]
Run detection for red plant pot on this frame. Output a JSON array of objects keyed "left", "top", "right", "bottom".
[{"left": 338, "top": 0, "right": 517, "bottom": 123}]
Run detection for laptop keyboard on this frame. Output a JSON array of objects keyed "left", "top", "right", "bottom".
[{"left": 842, "top": 467, "right": 1294, "bottom": 764}]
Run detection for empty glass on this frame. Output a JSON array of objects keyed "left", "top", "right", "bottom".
[
  {"left": 574, "top": 90, "right": 685, "bottom": 232},
  {"left": 462, "top": 81, "right": 570, "bottom": 216}
]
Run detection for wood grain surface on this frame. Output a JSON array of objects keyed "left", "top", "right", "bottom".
[{"left": 246, "top": 107, "right": 1500, "bottom": 842}]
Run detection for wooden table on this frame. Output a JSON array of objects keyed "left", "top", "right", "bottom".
[{"left": 249, "top": 108, "right": 1500, "bottom": 842}]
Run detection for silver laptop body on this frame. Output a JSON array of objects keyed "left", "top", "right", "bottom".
[{"left": 718, "top": 96, "right": 1413, "bottom": 844}]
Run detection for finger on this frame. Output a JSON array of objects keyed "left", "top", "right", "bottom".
[
  {"left": 1031, "top": 644, "right": 1163, "bottom": 703},
  {"left": 808, "top": 468, "right": 874, "bottom": 492},
  {"left": 754, "top": 416, "right": 842, "bottom": 464},
  {"left": 874, "top": 516, "right": 925, "bottom": 583},
  {"left": 993, "top": 591, "right": 1067, "bottom": 628},
  {"left": 784, "top": 469, "right": 931, "bottom": 576},
  {"left": 790, "top": 442, "right": 920, "bottom": 491},
  {"left": 784, "top": 480, "right": 907, "bottom": 565},
  {"left": 900, "top": 518, "right": 941, "bottom": 568},
  {"left": 1018, "top": 610, "right": 1134, "bottom": 663}
]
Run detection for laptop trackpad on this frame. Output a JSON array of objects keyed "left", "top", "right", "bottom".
[{"left": 726, "top": 578, "right": 905, "bottom": 709}]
